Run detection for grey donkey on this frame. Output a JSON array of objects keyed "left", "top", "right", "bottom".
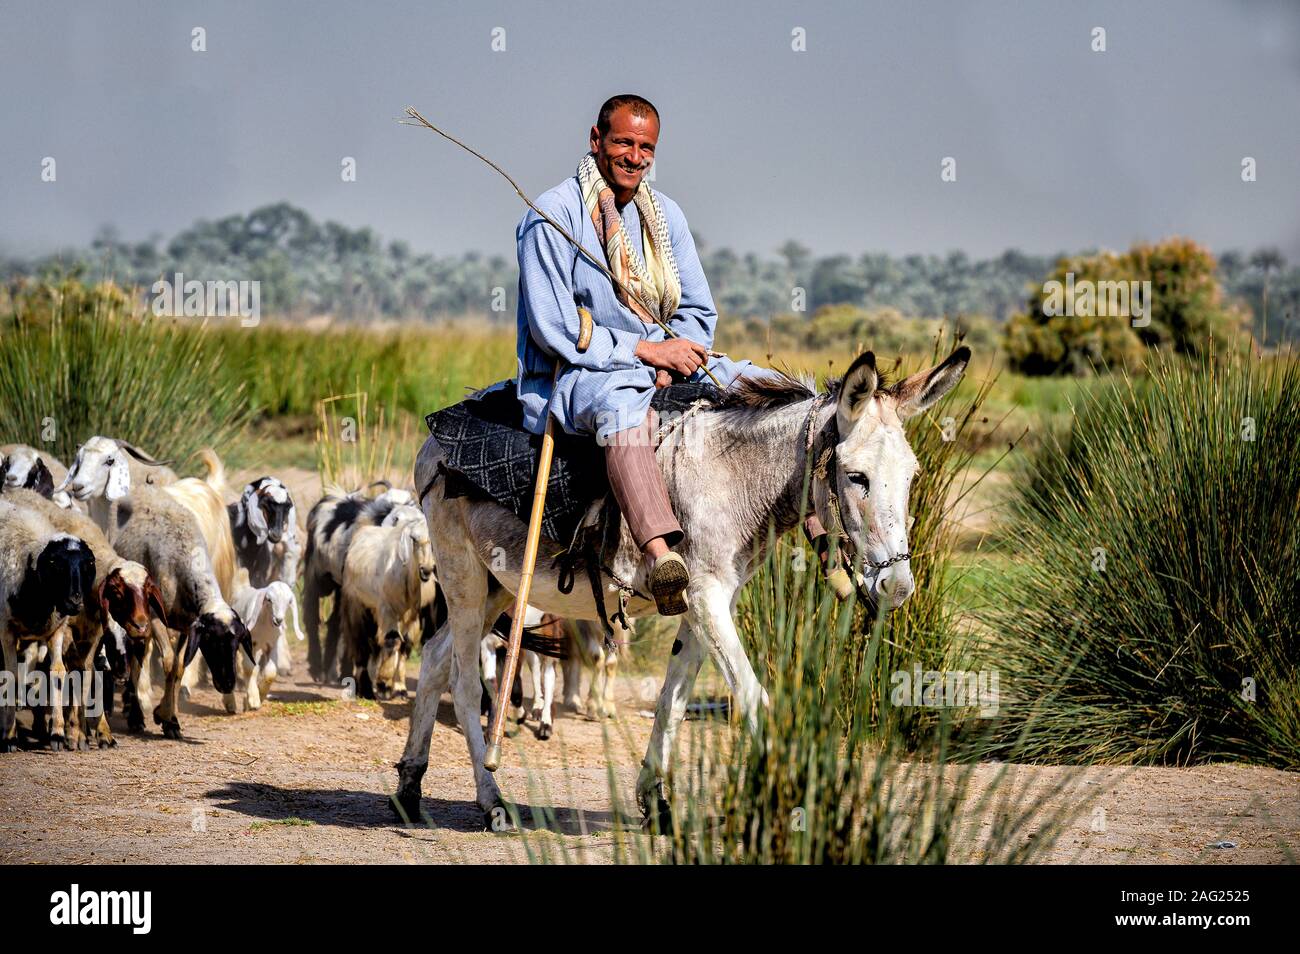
[{"left": 393, "top": 347, "right": 971, "bottom": 828}]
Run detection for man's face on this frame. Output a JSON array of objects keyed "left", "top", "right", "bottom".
[{"left": 590, "top": 107, "right": 659, "bottom": 196}]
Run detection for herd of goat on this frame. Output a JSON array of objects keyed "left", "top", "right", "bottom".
[{"left": 0, "top": 437, "right": 621, "bottom": 753}]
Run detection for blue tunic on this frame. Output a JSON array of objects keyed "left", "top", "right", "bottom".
[{"left": 515, "top": 175, "right": 762, "bottom": 441}]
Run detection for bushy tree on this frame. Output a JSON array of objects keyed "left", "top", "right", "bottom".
[{"left": 1005, "top": 239, "right": 1249, "bottom": 375}]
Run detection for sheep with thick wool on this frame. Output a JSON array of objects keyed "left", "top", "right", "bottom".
[{"left": 0, "top": 500, "right": 96, "bottom": 751}]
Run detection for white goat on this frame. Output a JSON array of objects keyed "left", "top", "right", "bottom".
[
  {"left": 228, "top": 570, "right": 303, "bottom": 712},
  {"left": 480, "top": 606, "right": 563, "bottom": 740},
  {"left": 338, "top": 511, "right": 435, "bottom": 700},
  {"left": 561, "top": 617, "right": 627, "bottom": 721}
]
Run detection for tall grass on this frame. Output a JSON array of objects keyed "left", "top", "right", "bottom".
[
  {"left": 0, "top": 278, "right": 250, "bottom": 468},
  {"left": 982, "top": 347, "right": 1300, "bottom": 768},
  {"left": 314, "top": 379, "right": 418, "bottom": 493},
  {"left": 514, "top": 551, "right": 1088, "bottom": 865}
]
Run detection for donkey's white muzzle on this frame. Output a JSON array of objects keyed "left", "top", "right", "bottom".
[{"left": 872, "top": 564, "right": 915, "bottom": 609}]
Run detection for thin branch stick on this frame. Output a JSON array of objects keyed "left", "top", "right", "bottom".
[{"left": 400, "top": 105, "right": 723, "bottom": 388}]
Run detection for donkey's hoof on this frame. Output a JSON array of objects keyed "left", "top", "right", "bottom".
[
  {"left": 97, "top": 735, "right": 117, "bottom": 749},
  {"left": 0, "top": 739, "right": 18, "bottom": 754},
  {"left": 390, "top": 790, "right": 422, "bottom": 824},
  {"left": 47, "top": 734, "right": 66, "bottom": 752},
  {"left": 642, "top": 798, "right": 674, "bottom": 835},
  {"left": 537, "top": 723, "right": 552, "bottom": 741},
  {"left": 127, "top": 712, "right": 145, "bottom": 733},
  {"left": 161, "top": 719, "right": 183, "bottom": 740}
]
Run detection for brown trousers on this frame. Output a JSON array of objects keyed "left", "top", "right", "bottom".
[
  {"left": 604, "top": 408, "right": 683, "bottom": 550},
  {"left": 604, "top": 410, "right": 829, "bottom": 552}
]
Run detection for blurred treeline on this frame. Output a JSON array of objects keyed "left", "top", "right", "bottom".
[{"left": 4, "top": 202, "right": 1295, "bottom": 350}]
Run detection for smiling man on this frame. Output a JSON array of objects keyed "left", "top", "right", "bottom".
[{"left": 514, "top": 93, "right": 765, "bottom": 615}]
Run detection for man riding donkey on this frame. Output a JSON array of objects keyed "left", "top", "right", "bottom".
[
  {"left": 394, "top": 94, "right": 969, "bottom": 824},
  {"left": 515, "top": 93, "right": 851, "bottom": 617}
]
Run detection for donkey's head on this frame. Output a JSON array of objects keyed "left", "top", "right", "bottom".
[{"left": 827, "top": 347, "right": 970, "bottom": 610}]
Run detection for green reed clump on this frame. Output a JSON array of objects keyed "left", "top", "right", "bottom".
[
  {"left": 983, "top": 347, "right": 1300, "bottom": 768},
  {"left": 523, "top": 554, "right": 1087, "bottom": 865},
  {"left": 0, "top": 277, "right": 250, "bottom": 468}
]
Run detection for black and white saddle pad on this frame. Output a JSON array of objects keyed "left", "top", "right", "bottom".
[{"left": 425, "top": 379, "right": 721, "bottom": 545}]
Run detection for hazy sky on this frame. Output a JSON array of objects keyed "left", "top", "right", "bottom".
[{"left": 2, "top": 0, "right": 1298, "bottom": 261}]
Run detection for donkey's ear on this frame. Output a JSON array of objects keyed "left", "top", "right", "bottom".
[
  {"left": 892, "top": 347, "right": 971, "bottom": 420},
  {"left": 836, "top": 351, "right": 878, "bottom": 424}
]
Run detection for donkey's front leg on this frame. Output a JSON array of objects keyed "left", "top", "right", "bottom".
[
  {"left": 688, "top": 578, "right": 768, "bottom": 728},
  {"left": 637, "top": 619, "right": 707, "bottom": 823},
  {"left": 393, "top": 621, "right": 454, "bottom": 822}
]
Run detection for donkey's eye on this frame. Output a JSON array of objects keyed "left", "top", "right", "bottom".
[{"left": 846, "top": 472, "right": 870, "bottom": 491}]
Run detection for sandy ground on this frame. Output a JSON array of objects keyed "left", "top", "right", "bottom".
[{"left": 1, "top": 645, "right": 1296, "bottom": 865}]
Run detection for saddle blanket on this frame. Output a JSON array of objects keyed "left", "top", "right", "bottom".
[{"left": 425, "top": 379, "right": 720, "bottom": 544}]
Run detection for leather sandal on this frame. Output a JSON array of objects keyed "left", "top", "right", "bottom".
[{"left": 648, "top": 552, "right": 690, "bottom": 616}]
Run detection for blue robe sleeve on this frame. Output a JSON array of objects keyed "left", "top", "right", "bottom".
[
  {"left": 517, "top": 207, "right": 643, "bottom": 372},
  {"left": 662, "top": 198, "right": 718, "bottom": 349}
]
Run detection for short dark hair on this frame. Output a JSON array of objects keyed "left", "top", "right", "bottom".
[{"left": 596, "top": 94, "right": 660, "bottom": 136}]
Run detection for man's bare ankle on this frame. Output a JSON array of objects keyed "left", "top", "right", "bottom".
[{"left": 643, "top": 538, "right": 670, "bottom": 562}]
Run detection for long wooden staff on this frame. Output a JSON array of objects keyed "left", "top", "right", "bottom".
[
  {"left": 401, "top": 105, "right": 723, "bottom": 388},
  {"left": 482, "top": 311, "right": 594, "bottom": 772}
]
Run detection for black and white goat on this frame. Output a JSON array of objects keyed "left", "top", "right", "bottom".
[
  {"left": 301, "top": 486, "right": 414, "bottom": 682},
  {"left": 1, "top": 444, "right": 78, "bottom": 510},
  {"left": 0, "top": 500, "right": 97, "bottom": 751},
  {"left": 228, "top": 476, "right": 301, "bottom": 588},
  {"left": 90, "top": 481, "right": 252, "bottom": 739}
]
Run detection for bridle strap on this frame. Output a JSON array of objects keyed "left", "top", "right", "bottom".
[{"left": 802, "top": 394, "right": 910, "bottom": 573}]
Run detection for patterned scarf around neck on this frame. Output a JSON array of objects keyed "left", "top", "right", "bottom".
[{"left": 577, "top": 152, "right": 681, "bottom": 326}]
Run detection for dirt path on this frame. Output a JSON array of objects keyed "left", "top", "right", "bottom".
[{"left": 2, "top": 643, "right": 1295, "bottom": 864}]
